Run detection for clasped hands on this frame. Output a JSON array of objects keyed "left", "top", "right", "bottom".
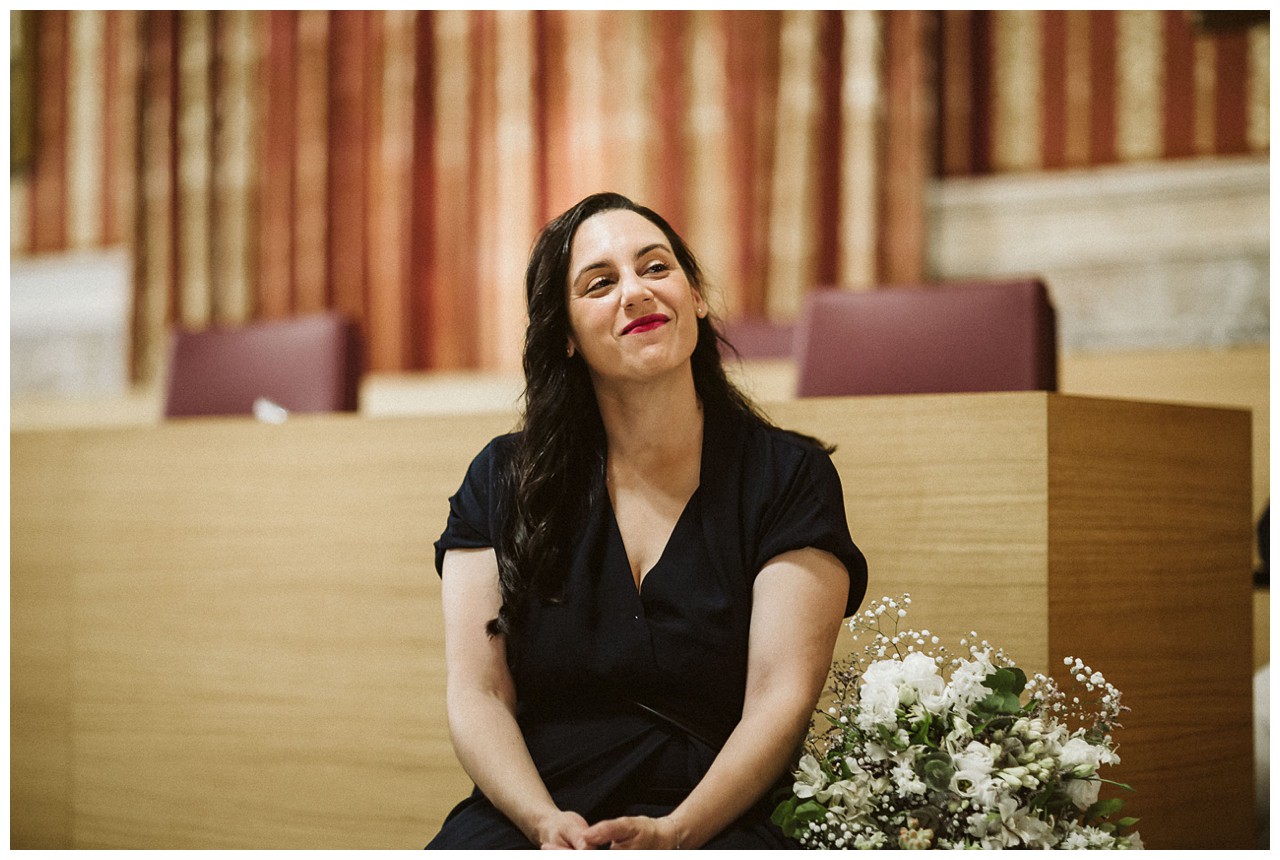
[{"left": 538, "top": 810, "right": 681, "bottom": 850}]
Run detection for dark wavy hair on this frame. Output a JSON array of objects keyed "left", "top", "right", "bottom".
[{"left": 489, "top": 192, "right": 770, "bottom": 643}]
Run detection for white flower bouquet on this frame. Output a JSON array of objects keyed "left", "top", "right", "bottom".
[{"left": 773, "top": 594, "right": 1143, "bottom": 849}]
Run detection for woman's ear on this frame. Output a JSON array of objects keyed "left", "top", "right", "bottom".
[
  {"left": 693, "top": 289, "right": 708, "bottom": 318},
  {"left": 566, "top": 338, "right": 577, "bottom": 358}
]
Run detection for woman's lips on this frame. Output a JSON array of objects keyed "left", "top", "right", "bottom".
[{"left": 622, "top": 314, "right": 669, "bottom": 335}]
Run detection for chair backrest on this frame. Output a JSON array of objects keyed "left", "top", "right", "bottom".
[
  {"left": 717, "top": 316, "right": 796, "bottom": 360},
  {"left": 164, "top": 313, "right": 362, "bottom": 418},
  {"left": 795, "top": 279, "right": 1058, "bottom": 397}
]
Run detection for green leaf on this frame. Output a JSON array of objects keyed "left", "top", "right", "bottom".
[
  {"left": 771, "top": 797, "right": 827, "bottom": 838},
  {"left": 877, "top": 724, "right": 909, "bottom": 750},
  {"left": 910, "top": 712, "right": 933, "bottom": 747},
  {"left": 1115, "top": 817, "right": 1140, "bottom": 829},
  {"left": 919, "top": 752, "right": 955, "bottom": 792},
  {"left": 984, "top": 666, "right": 1027, "bottom": 697},
  {"left": 1097, "top": 777, "right": 1135, "bottom": 792},
  {"left": 770, "top": 799, "right": 795, "bottom": 831},
  {"left": 1084, "top": 797, "right": 1124, "bottom": 825},
  {"left": 978, "top": 690, "right": 1022, "bottom": 715},
  {"left": 794, "top": 800, "right": 828, "bottom": 824}
]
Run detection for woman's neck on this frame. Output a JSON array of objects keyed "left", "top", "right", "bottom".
[{"left": 592, "top": 368, "right": 703, "bottom": 474}]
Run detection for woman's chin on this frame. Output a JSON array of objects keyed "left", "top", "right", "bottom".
[{"left": 589, "top": 354, "right": 696, "bottom": 391}]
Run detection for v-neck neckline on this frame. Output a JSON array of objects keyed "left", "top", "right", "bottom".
[
  {"left": 607, "top": 485, "right": 702, "bottom": 596},
  {"left": 606, "top": 406, "right": 712, "bottom": 597}
]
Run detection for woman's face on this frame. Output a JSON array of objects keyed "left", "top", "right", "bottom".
[{"left": 565, "top": 208, "right": 704, "bottom": 390}]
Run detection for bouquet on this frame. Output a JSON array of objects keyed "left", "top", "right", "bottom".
[{"left": 772, "top": 594, "right": 1143, "bottom": 849}]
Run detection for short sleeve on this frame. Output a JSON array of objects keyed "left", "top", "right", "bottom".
[
  {"left": 433, "top": 435, "right": 510, "bottom": 576},
  {"left": 755, "top": 446, "right": 868, "bottom": 617}
]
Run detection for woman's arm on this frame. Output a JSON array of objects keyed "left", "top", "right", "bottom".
[
  {"left": 440, "top": 547, "right": 590, "bottom": 848},
  {"left": 581, "top": 546, "right": 849, "bottom": 849}
]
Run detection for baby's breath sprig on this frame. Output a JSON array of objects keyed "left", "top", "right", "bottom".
[
  {"left": 847, "top": 594, "right": 951, "bottom": 668},
  {"left": 1026, "top": 657, "right": 1127, "bottom": 737}
]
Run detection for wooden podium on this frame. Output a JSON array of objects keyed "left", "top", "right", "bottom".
[{"left": 11, "top": 393, "right": 1253, "bottom": 849}]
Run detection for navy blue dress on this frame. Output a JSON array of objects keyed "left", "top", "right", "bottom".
[{"left": 428, "top": 406, "right": 868, "bottom": 849}]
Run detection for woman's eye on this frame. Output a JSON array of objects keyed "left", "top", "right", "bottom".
[
  {"left": 586, "top": 277, "right": 611, "bottom": 293},
  {"left": 644, "top": 262, "right": 669, "bottom": 275}
]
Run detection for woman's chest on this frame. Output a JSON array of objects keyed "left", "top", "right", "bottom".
[
  {"left": 512, "top": 495, "right": 752, "bottom": 702},
  {"left": 607, "top": 463, "right": 701, "bottom": 590}
]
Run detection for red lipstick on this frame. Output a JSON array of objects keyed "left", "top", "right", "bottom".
[{"left": 622, "top": 313, "right": 669, "bottom": 335}]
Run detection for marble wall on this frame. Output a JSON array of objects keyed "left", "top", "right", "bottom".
[{"left": 927, "top": 155, "right": 1269, "bottom": 352}]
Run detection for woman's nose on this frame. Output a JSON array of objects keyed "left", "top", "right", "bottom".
[{"left": 619, "top": 271, "right": 654, "bottom": 308}]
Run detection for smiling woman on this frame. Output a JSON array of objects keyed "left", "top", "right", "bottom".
[
  {"left": 426, "top": 192, "right": 868, "bottom": 850},
  {"left": 565, "top": 209, "right": 707, "bottom": 406}
]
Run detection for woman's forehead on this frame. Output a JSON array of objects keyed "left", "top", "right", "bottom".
[{"left": 570, "top": 209, "right": 667, "bottom": 262}]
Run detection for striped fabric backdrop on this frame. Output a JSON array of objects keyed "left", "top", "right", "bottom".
[
  {"left": 938, "top": 10, "right": 1269, "bottom": 175},
  {"left": 10, "top": 11, "right": 1268, "bottom": 381}
]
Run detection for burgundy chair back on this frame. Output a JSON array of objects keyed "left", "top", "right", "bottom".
[
  {"left": 164, "top": 312, "right": 362, "bottom": 418},
  {"left": 717, "top": 316, "right": 796, "bottom": 360},
  {"left": 795, "top": 279, "right": 1058, "bottom": 397}
]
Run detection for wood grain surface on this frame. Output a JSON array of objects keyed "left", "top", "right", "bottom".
[{"left": 11, "top": 394, "right": 1252, "bottom": 848}]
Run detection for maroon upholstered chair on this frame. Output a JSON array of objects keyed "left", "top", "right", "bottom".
[
  {"left": 717, "top": 316, "right": 797, "bottom": 360},
  {"left": 795, "top": 279, "right": 1058, "bottom": 397},
  {"left": 164, "top": 312, "right": 362, "bottom": 418}
]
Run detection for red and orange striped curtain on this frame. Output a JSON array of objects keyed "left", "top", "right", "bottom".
[
  {"left": 11, "top": 11, "right": 1268, "bottom": 383},
  {"left": 14, "top": 10, "right": 932, "bottom": 382},
  {"left": 938, "top": 10, "right": 1269, "bottom": 175}
]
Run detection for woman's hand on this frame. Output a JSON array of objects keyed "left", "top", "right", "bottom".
[
  {"left": 580, "top": 815, "right": 680, "bottom": 850},
  {"left": 537, "top": 809, "right": 592, "bottom": 849}
]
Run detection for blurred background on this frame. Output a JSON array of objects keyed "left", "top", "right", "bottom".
[
  {"left": 8, "top": 8, "right": 1270, "bottom": 515},
  {"left": 9, "top": 10, "right": 1267, "bottom": 368}
]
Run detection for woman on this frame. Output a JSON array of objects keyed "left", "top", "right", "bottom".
[{"left": 429, "top": 192, "right": 867, "bottom": 849}]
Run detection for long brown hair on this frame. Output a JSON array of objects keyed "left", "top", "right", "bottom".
[{"left": 490, "top": 192, "right": 771, "bottom": 646}]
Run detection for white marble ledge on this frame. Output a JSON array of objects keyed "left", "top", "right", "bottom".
[{"left": 928, "top": 155, "right": 1269, "bottom": 273}]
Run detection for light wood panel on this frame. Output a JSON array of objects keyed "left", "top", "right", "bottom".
[
  {"left": 11, "top": 462, "right": 76, "bottom": 848},
  {"left": 772, "top": 395, "right": 1254, "bottom": 849},
  {"left": 772, "top": 394, "right": 1052, "bottom": 669},
  {"left": 11, "top": 394, "right": 1252, "bottom": 848},
  {"left": 13, "top": 413, "right": 516, "bottom": 848},
  {"left": 1060, "top": 344, "right": 1268, "bottom": 520},
  {"left": 1045, "top": 395, "right": 1253, "bottom": 849}
]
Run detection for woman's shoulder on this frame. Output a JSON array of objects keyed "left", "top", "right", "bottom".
[
  {"left": 460, "top": 431, "right": 522, "bottom": 484},
  {"left": 477, "top": 430, "right": 522, "bottom": 459},
  {"left": 736, "top": 412, "right": 833, "bottom": 467},
  {"left": 709, "top": 408, "right": 837, "bottom": 494},
  {"left": 757, "top": 422, "right": 831, "bottom": 456}
]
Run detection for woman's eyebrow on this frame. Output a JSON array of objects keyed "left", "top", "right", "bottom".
[
  {"left": 572, "top": 259, "right": 610, "bottom": 286},
  {"left": 572, "top": 243, "right": 672, "bottom": 286},
  {"left": 635, "top": 242, "right": 669, "bottom": 260}
]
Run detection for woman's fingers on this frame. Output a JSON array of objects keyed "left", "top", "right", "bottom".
[
  {"left": 582, "top": 816, "right": 641, "bottom": 848},
  {"left": 582, "top": 816, "right": 678, "bottom": 849}
]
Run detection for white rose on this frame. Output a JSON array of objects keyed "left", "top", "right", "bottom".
[
  {"left": 900, "top": 651, "right": 948, "bottom": 713},
  {"left": 858, "top": 660, "right": 905, "bottom": 728},
  {"left": 1059, "top": 736, "right": 1116, "bottom": 777},
  {"left": 1062, "top": 774, "right": 1101, "bottom": 810}
]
